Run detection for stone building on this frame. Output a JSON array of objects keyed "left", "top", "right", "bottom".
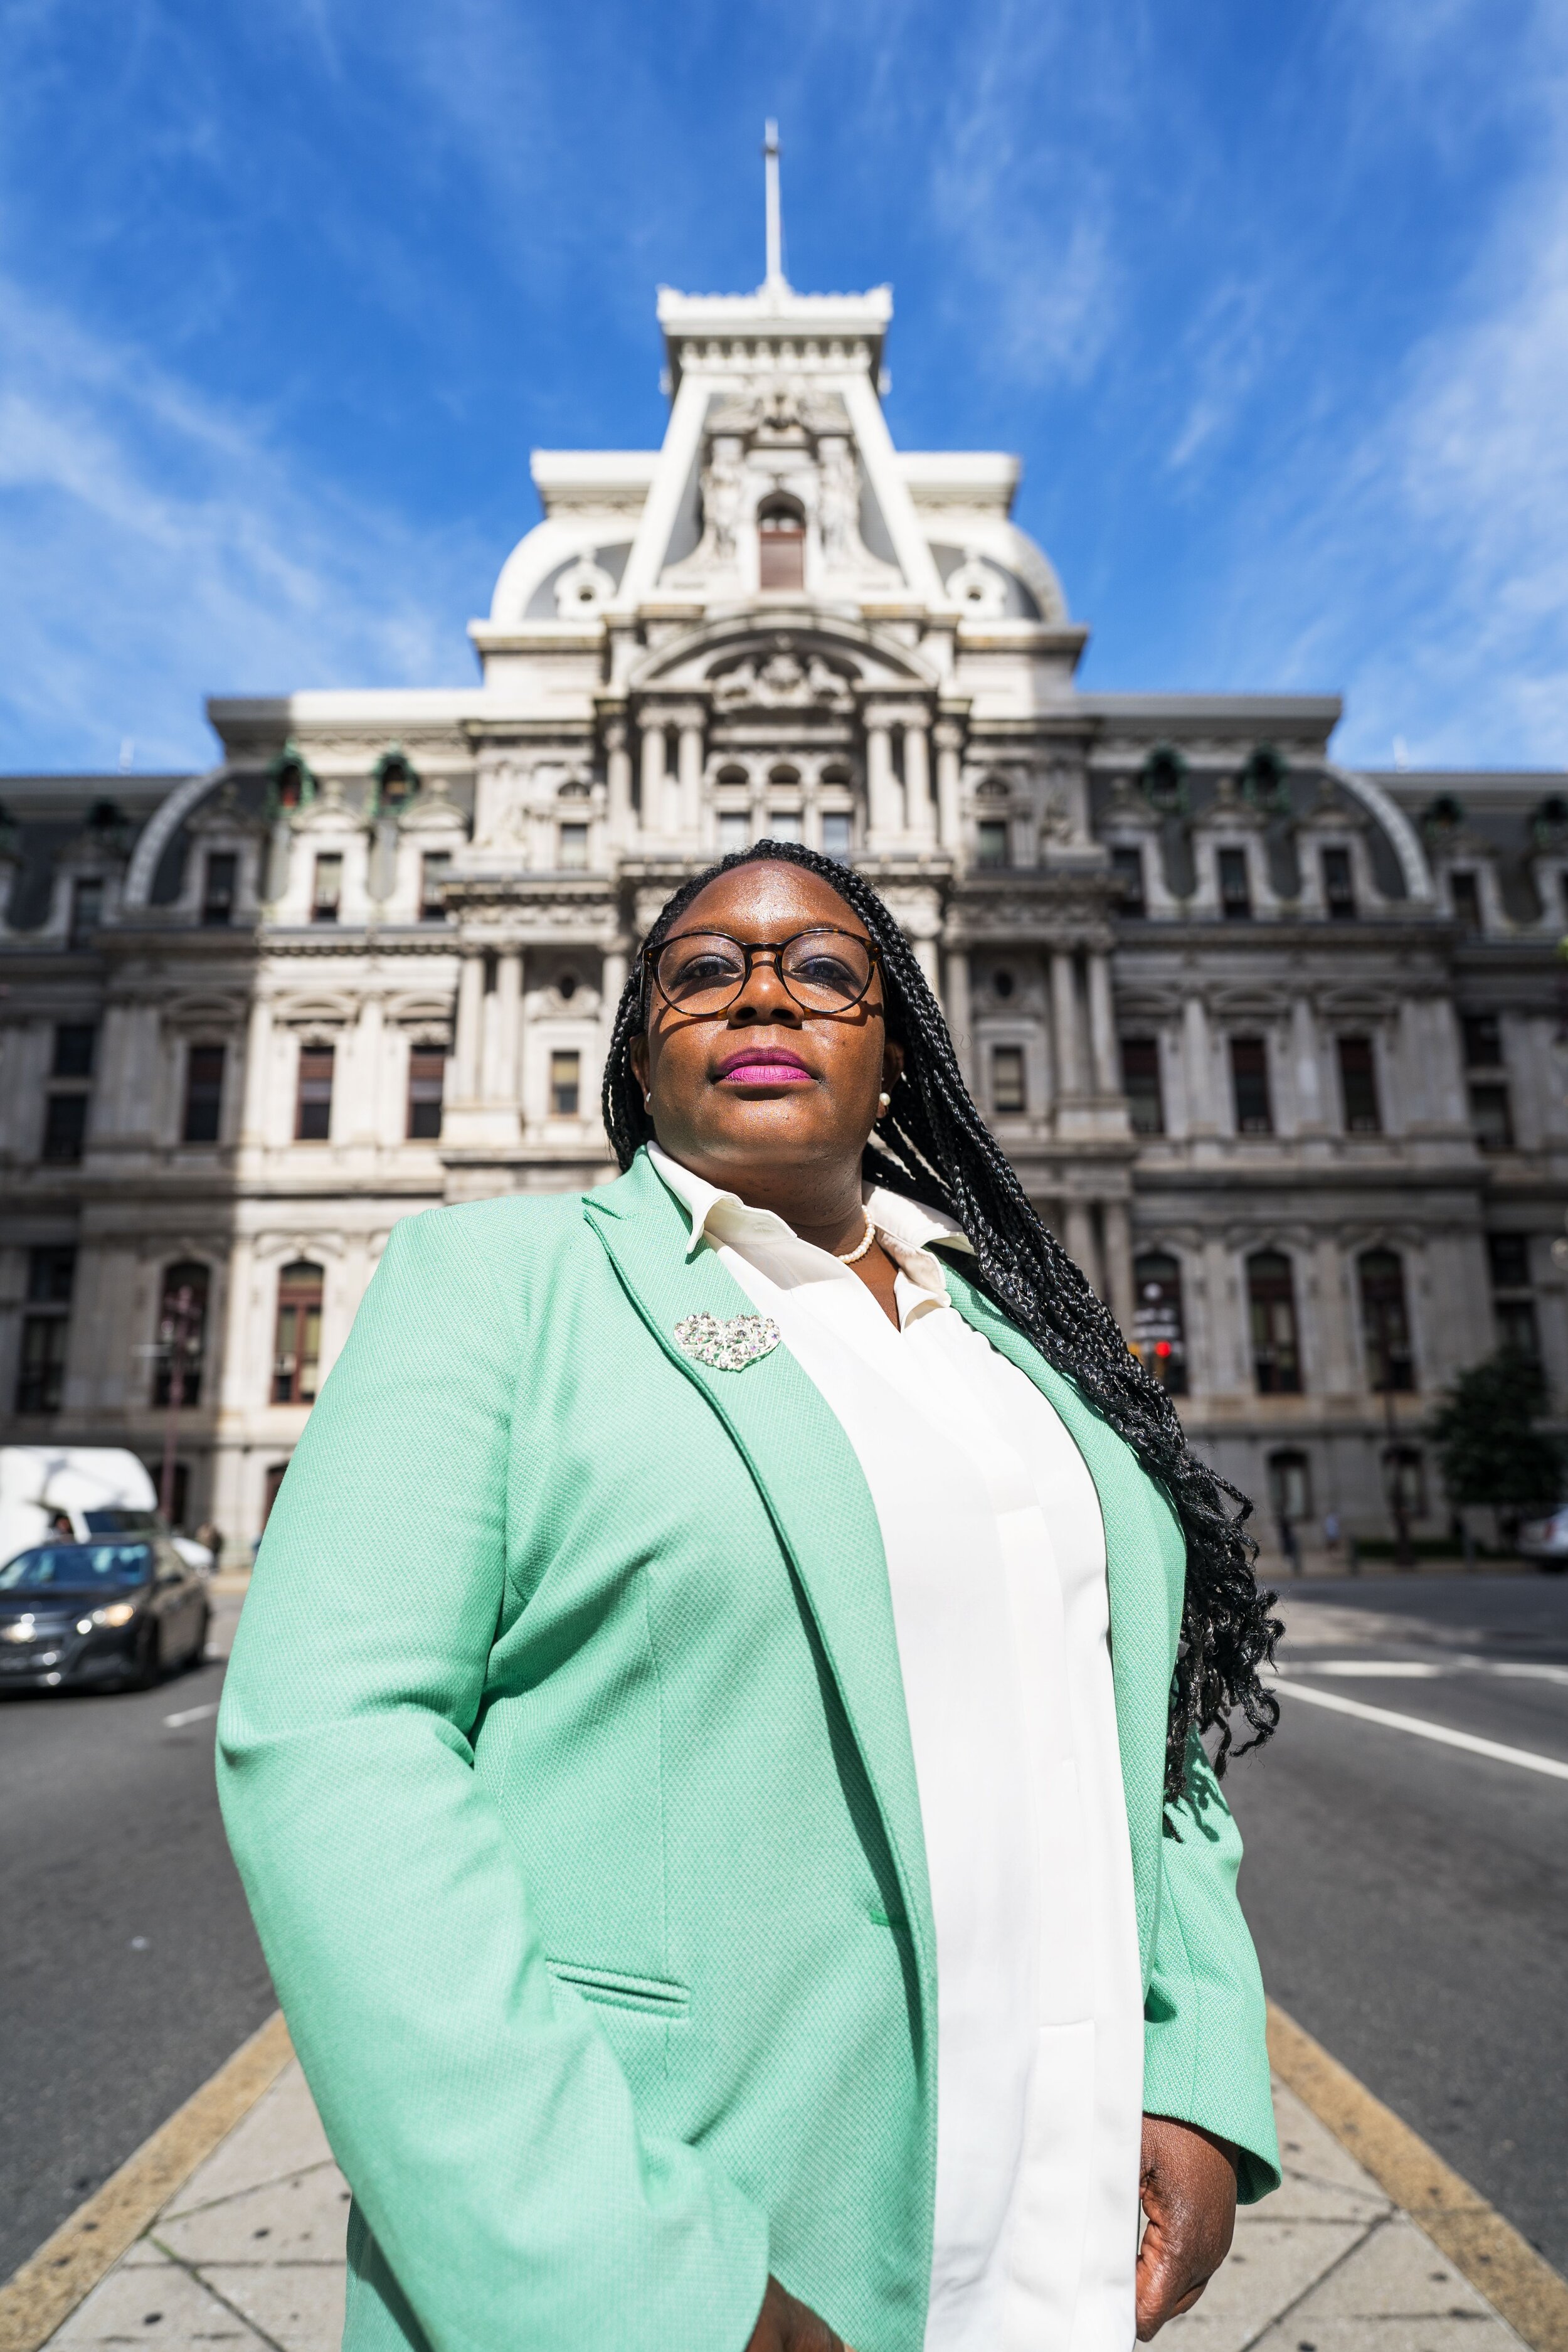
[{"left": 3, "top": 225, "right": 1565, "bottom": 1562}]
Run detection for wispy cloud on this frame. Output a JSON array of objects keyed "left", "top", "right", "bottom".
[{"left": 0, "top": 275, "right": 481, "bottom": 769}]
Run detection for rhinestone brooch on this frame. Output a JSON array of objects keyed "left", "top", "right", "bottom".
[{"left": 673, "top": 1311, "right": 781, "bottom": 1372}]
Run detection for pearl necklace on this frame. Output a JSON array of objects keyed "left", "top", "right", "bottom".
[{"left": 834, "top": 1210, "right": 878, "bottom": 1265}]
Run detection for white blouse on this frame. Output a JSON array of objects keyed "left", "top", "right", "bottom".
[{"left": 648, "top": 1148, "right": 1145, "bottom": 2352}]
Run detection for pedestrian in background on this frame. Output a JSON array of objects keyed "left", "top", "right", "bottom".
[{"left": 220, "top": 844, "right": 1283, "bottom": 2352}]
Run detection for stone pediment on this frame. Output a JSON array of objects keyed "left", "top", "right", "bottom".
[{"left": 630, "top": 615, "right": 933, "bottom": 701}]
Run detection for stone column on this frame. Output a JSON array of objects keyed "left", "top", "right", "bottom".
[
  {"left": 935, "top": 722, "right": 963, "bottom": 851},
  {"left": 451, "top": 952, "right": 484, "bottom": 1104},
  {"left": 491, "top": 951, "right": 523, "bottom": 1105},
  {"left": 216, "top": 1232, "right": 257, "bottom": 1429},
  {"left": 1051, "top": 952, "right": 1084, "bottom": 1097},
  {"left": 1065, "top": 1200, "right": 1099, "bottom": 1291},
  {"left": 639, "top": 718, "right": 667, "bottom": 829},
  {"left": 1182, "top": 992, "right": 1216, "bottom": 1134},
  {"left": 677, "top": 716, "right": 704, "bottom": 837},
  {"left": 903, "top": 718, "right": 935, "bottom": 845},
  {"left": 350, "top": 996, "right": 385, "bottom": 1144},
  {"left": 914, "top": 934, "right": 941, "bottom": 994},
  {"left": 943, "top": 947, "right": 973, "bottom": 1085},
  {"left": 1102, "top": 1200, "right": 1136, "bottom": 1338},
  {"left": 605, "top": 721, "right": 633, "bottom": 839},
  {"left": 1291, "top": 996, "right": 1325, "bottom": 1134},
  {"left": 1086, "top": 952, "right": 1119, "bottom": 1095},
  {"left": 238, "top": 998, "right": 275, "bottom": 1149},
  {"left": 865, "top": 715, "right": 898, "bottom": 839}
]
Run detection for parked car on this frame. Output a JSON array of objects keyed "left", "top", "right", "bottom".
[
  {"left": 1516, "top": 1506, "right": 1568, "bottom": 1570},
  {"left": 0, "top": 1447, "right": 213, "bottom": 1575},
  {"left": 0, "top": 1537, "right": 210, "bottom": 1691}
]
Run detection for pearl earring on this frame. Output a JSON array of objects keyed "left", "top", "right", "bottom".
[{"left": 877, "top": 1090, "right": 891, "bottom": 1112}]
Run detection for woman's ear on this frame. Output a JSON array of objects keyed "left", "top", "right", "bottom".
[
  {"left": 882, "top": 1041, "right": 906, "bottom": 1094},
  {"left": 630, "top": 1035, "right": 654, "bottom": 1110}
]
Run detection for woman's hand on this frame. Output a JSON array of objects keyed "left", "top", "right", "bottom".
[
  {"left": 1135, "top": 2114, "right": 1239, "bottom": 2339},
  {"left": 745, "top": 2274, "right": 852, "bottom": 2352}
]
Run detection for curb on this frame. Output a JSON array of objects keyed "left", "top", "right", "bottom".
[
  {"left": 0, "top": 2012, "right": 292, "bottom": 2352},
  {"left": 1269, "top": 2001, "right": 1568, "bottom": 2352}
]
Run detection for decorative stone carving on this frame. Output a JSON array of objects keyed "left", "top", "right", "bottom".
[
  {"left": 553, "top": 554, "right": 618, "bottom": 617},
  {"left": 709, "top": 644, "right": 856, "bottom": 713}
]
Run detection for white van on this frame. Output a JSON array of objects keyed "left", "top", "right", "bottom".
[{"left": 0, "top": 1447, "right": 213, "bottom": 1574}]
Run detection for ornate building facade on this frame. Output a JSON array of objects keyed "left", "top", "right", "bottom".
[{"left": 3, "top": 245, "right": 1565, "bottom": 1561}]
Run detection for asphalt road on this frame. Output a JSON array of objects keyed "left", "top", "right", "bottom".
[
  {"left": 2, "top": 1573, "right": 1565, "bottom": 2292},
  {"left": 0, "top": 1591, "right": 275, "bottom": 2285},
  {"left": 1228, "top": 1572, "right": 1568, "bottom": 2275}
]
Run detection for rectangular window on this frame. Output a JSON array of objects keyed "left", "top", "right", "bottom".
[
  {"left": 1248, "top": 1252, "right": 1301, "bottom": 1393},
  {"left": 1488, "top": 1233, "right": 1531, "bottom": 1289},
  {"left": 272, "top": 1264, "right": 324, "bottom": 1405},
  {"left": 1231, "top": 1035, "right": 1273, "bottom": 1134},
  {"left": 201, "top": 851, "right": 237, "bottom": 925},
  {"left": 976, "top": 819, "right": 1010, "bottom": 870},
  {"left": 1449, "top": 871, "right": 1482, "bottom": 931},
  {"left": 15, "top": 1315, "right": 68, "bottom": 1414},
  {"left": 70, "top": 878, "right": 102, "bottom": 948},
  {"left": 419, "top": 853, "right": 451, "bottom": 921},
  {"left": 312, "top": 854, "right": 342, "bottom": 923},
  {"left": 1267, "top": 1450, "right": 1313, "bottom": 1524},
  {"left": 558, "top": 822, "right": 589, "bottom": 870},
  {"left": 550, "top": 1050, "right": 581, "bottom": 1117},
  {"left": 1462, "top": 1013, "right": 1502, "bottom": 1067},
  {"left": 182, "top": 1045, "right": 225, "bottom": 1144},
  {"left": 28, "top": 1243, "right": 77, "bottom": 1304},
  {"left": 408, "top": 1048, "right": 445, "bottom": 1140},
  {"left": 295, "top": 1046, "right": 335, "bottom": 1142},
  {"left": 1322, "top": 847, "right": 1355, "bottom": 919},
  {"left": 1496, "top": 1297, "right": 1540, "bottom": 1356},
  {"left": 1111, "top": 844, "right": 1145, "bottom": 916},
  {"left": 42, "top": 1092, "right": 88, "bottom": 1164},
  {"left": 1470, "top": 1083, "right": 1513, "bottom": 1151},
  {"left": 1120, "top": 1036, "right": 1164, "bottom": 1135},
  {"left": 821, "top": 811, "right": 852, "bottom": 862},
  {"left": 1359, "top": 1249, "right": 1416, "bottom": 1392},
  {"left": 1218, "top": 846, "right": 1252, "bottom": 918},
  {"left": 53, "top": 1024, "right": 95, "bottom": 1078},
  {"left": 718, "top": 812, "right": 750, "bottom": 854},
  {"left": 991, "top": 1045, "right": 1026, "bottom": 1114},
  {"left": 1337, "top": 1035, "right": 1381, "bottom": 1132},
  {"left": 768, "top": 810, "right": 803, "bottom": 843}
]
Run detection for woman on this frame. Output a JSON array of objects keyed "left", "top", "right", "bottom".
[{"left": 219, "top": 844, "right": 1281, "bottom": 2352}]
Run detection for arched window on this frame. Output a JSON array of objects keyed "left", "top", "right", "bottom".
[
  {"left": 273, "top": 1262, "right": 324, "bottom": 1405},
  {"left": 1247, "top": 1249, "right": 1301, "bottom": 1394},
  {"left": 1359, "top": 1247, "right": 1415, "bottom": 1393},
  {"left": 1133, "top": 1250, "right": 1187, "bottom": 1395},
  {"left": 153, "top": 1262, "right": 209, "bottom": 1408},
  {"left": 757, "top": 498, "right": 806, "bottom": 591}
]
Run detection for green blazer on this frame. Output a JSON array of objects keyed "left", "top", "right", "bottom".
[{"left": 217, "top": 1149, "right": 1277, "bottom": 2352}]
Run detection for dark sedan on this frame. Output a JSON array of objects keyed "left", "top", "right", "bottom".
[{"left": 0, "top": 1538, "right": 209, "bottom": 1692}]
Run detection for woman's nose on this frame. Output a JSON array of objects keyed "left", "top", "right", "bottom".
[{"left": 731, "top": 952, "right": 801, "bottom": 1021}]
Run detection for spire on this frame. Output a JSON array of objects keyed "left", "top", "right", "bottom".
[{"left": 763, "top": 118, "right": 787, "bottom": 294}]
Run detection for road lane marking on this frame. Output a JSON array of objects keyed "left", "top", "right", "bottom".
[
  {"left": 1287, "top": 1656, "right": 1568, "bottom": 1685},
  {"left": 1271, "top": 1672, "right": 1568, "bottom": 1779},
  {"left": 162, "top": 1700, "right": 219, "bottom": 1729}
]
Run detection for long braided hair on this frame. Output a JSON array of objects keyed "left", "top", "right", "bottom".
[{"left": 603, "top": 841, "right": 1279, "bottom": 1812}]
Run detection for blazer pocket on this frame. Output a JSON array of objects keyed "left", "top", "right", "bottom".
[{"left": 545, "top": 1957, "right": 691, "bottom": 2016}]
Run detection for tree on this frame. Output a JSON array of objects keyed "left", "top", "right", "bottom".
[{"left": 1428, "top": 1348, "right": 1567, "bottom": 1535}]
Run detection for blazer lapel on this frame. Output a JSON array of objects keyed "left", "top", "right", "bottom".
[
  {"left": 939, "top": 1262, "right": 1185, "bottom": 1984},
  {"left": 582, "top": 1153, "right": 937, "bottom": 2023}
]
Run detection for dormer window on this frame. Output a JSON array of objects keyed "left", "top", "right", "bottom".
[
  {"left": 1450, "top": 871, "right": 1481, "bottom": 932},
  {"left": 757, "top": 498, "right": 806, "bottom": 592},
  {"left": 202, "top": 853, "right": 236, "bottom": 926},
  {"left": 1218, "top": 848, "right": 1252, "bottom": 919}
]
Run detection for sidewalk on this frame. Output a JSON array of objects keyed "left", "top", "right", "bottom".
[{"left": 36, "top": 2058, "right": 1531, "bottom": 2352}]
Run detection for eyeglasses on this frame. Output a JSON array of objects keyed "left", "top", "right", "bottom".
[{"left": 645, "top": 926, "right": 880, "bottom": 1018}]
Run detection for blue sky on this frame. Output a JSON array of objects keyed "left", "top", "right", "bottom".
[{"left": 2, "top": 0, "right": 1565, "bottom": 775}]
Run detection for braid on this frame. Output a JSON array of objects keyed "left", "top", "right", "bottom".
[{"left": 603, "top": 841, "right": 1280, "bottom": 1813}]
